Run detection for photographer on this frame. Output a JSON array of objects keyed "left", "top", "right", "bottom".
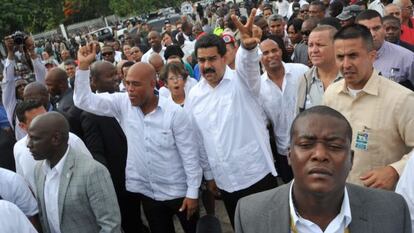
[{"left": 1, "top": 33, "right": 47, "bottom": 140}]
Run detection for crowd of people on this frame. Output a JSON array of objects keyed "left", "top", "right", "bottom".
[{"left": 1, "top": 0, "right": 414, "bottom": 232}]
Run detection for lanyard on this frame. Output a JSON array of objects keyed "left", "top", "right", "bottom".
[{"left": 290, "top": 214, "right": 350, "bottom": 233}]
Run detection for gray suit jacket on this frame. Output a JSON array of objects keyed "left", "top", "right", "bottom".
[
  {"left": 35, "top": 146, "right": 122, "bottom": 233},
  {"left": 235, "top": 182, "right": 412, "bottom": 233}
]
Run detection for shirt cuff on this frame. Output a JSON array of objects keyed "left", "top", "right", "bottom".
[
  {"left": 186, "top": 187, "right": 199, "bottom": 199},
  {"left": 390, "top": 160, "right": 405, "bottom": 176},
  {"left": 203, "top": 170, "right": 214, "bottom": 180},
  {"left": 76, "top": 69, "right": 90, "bottom": 76}
]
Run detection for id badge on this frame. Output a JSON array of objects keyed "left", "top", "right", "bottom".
[{"left": 355, "top": 130, "right": 369, "bottom": 150}]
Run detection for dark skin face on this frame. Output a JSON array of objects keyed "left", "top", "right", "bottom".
[
  {"left": 147, "top": 31, "right": 162, "bottom": 52},
  {"left": 289, "top": 114, "right": 352, "bottom": 196},
  {"left": 92, "top": 62, "right": 119, "bottom": 93},
  {"left": 45, "top": 68, "right": 68, "bottom": 97},
  {"left": 27, "top": 113, "right": 69, "bottom": 167},
  {"left": 23, "top": 83, "right": 50, "bottom": 109}
]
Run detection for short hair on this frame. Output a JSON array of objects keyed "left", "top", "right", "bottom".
[
  {"left": 383, "top": 15, "right": 401, "bottom": 26},
  {"left": 121, "top": 61, "right": 135, "bottom": 76},
  {"left": 311, "top": 25, "right": 338, "bottom": 40},
  {"left": 333, "top": 24, "right": 374, "bottom": 51},
  {"left": 90, "top": 61, "right": 114, "bottom": 79},
  {"left": 318, "top": 17, "right": 342, "bottom": 30},
  {"left": 63, "top": 59, "right": 77, "bottom": 67},
  {"left": 287, "top": 18, "right": 304, "bottom": 33},
  {"left": 159, "top": 62, "right": 188, "bottom": 83},
  {"left": 290, "top": 105, "right": 353, "bottom": 143},
  {"left": 310, "top": 0, "right": 326, "bottom": 11},
  {"left": 265, "top": 34, "right": 292, "bottom": 63},
  {"left": 15, "top": 99, "right": 43, "bottom": 123},
  {"left": 195, "top": 34, "right": 227, "bottom": 58},
  {"left": 267, "top": 14, "right": 284, "bottom": 25},
  {"left": 263, "top": 5, "right": 273, "bottom": 12},
  {"left": 355, "top": 9, "right": 383, "bottom": 23}
]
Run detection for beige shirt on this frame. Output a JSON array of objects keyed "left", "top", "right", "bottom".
[{"left": 323, "top": 71, "right": 414, "bottom": 186}]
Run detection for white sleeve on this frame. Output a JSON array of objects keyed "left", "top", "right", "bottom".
[
  {"left": 68, "top": 132, "right": 92, "bottom": 158},
  {"left": 0, "top": 200, "right": 38, "bottom": 233},
  {"left": 7, "top": 171, "right": 38, "bottom": 217},
  {"left": 396, "top": 153, "right": 414, "bottom": 229},
  {"left": 1, "top": 59, "right": 17, "bottom": 127},
  {"left": 32, "top": 58, "right": 46, "bottom": 84},
  {"left": 73, "top": 69, "right": 123, "bottom": 119},
  {"left": 235, "top": 46, "right": 262, "bottom": 98}
]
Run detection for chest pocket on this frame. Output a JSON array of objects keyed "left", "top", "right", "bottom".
[{"left": 151, "top": 110, "right": 175, "bottom": 148}]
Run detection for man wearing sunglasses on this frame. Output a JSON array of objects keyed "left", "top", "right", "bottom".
[
  {"left": 293, "top": 18, "right": 318, "bottom": 66},
  {"left": 101, "top": 46, "right": 117, "bottom": 66}
]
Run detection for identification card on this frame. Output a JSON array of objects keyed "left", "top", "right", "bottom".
[{"left": 355, "top": 130, "right": 369, "bottom": 150}]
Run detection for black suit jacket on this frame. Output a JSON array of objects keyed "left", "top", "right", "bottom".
[
  {"left": 53, "top": 88, "right": 84, "bottom": 139},
  {"left": 80, "top": 111, "right": 128, "bottom": 194}
]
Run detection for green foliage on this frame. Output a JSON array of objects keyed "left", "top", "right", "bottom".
[{"left": 0, "top": 0, "right": 186, "bottom": 38}]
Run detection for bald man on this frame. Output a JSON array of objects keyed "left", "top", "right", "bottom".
[
  {"left": 45, "top": 67, "right": 84, "bottom": 138},
  {"left": 74, "top": 44, "right": 202, "bottom": 233},
  {"left": 148, "top": 53, "right": 165, "bottom": 89},
  {"left": 141, "top": 31, "right": 166, "bottom": 63},
  {"left": 28, "top": 112, "right": 121, "bottom": 233}
]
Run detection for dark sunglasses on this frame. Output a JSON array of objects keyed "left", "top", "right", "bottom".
[
  {"left": 102, "top": 52, "right": 113, "bottom": 56},
  {"left": 301, "top": 30, "right": 311, "bottom": 36}
]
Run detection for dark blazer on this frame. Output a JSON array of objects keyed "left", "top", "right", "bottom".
[
  {"left": 80, "top": 111, "right": 128, "bottom": 193},
  {"left": 53, "top": 88, "right": 84, "bottom": 139},
  {"left": 235, "top": 182, "right": 412, "bottom": 233}
]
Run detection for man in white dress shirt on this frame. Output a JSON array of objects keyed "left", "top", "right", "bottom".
[
  {"left": 185, "top": 9, "right": 278, "bottom": 228},
  {"left": 74, "top": 43, "right": 202, "bottom": 233},
  {"left": 141, "top": 31, "right": 166, "bottom": 63},
  {"left": 259, "top": 37, "right": 308, "bottom": 183},
  {"left": 13, "top": 100, "right": 91, "bottom": 193}
]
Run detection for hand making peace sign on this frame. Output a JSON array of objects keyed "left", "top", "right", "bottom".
[{"left": 231, "top": 8, "right": 262, "bottom": 50}]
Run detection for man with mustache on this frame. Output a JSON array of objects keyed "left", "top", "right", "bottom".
[
  {"left": 235, "top": 106, "right": 411, "bottom": 233},
  {"left": 323, "top": 24, "right": 414, "bottom": 191},
  {"left": 185, "top": 9, "right": 278, "bottom": 228}
]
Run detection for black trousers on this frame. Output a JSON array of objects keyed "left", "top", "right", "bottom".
[
  {"left": 220, "top": 173, "right": 278, "bottom": 228},
  {"left": 139, "top": 194, "right": 199, "bottom": 233},
  {"left": 119, "top": 191, "right": 146, "bottom": 233}
]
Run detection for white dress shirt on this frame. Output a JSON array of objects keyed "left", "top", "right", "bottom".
[
  {"left": 396, "top": 152, "right": 414, "bottom": 233},
  {"left": 1, "top": 58, "right": 46, "bottom": 140},
  {"left": 289, "top": 181, "right": 352, "bottom": 233},
  {"left": 14, "top": 133, "right": 91, "bottom": 194},
  {"left": 185, "top": 46, "right": 277, "bottom": 193},
  {"left": 43, "top": 149, "right": 68, "bottom": 233},
  {"left": 0, "top": 168, "right": 38, "bottom": 217},
  {"left": 159, "top": 76, "right": 198, "bottom": 101},
  {"left": 0, "top": 200, "right": 38, "bottom": 233},
  {"left": 74, "top": 69, "right": 202, "bottom": 201},
  {"left": 141, "top": 46, "right": 167, "bottom": 63},
  {"left": 259, "top": 63, "right": 309, "bottom": 156}
]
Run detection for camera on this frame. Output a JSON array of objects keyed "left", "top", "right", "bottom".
[{"left": 11, "top": 31, "right": 28, "bottom": 45}]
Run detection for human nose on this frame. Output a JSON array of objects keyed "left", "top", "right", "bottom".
[
  {"left": 342, "top": 56, "right": 352, "bottom": 69},
  {"left": 310, "top": 142, "right": 329, "bottom": 162}
]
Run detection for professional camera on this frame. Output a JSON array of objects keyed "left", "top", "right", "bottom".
[{"left": 11, "top": 31, "right": 28, "bottom": 45}]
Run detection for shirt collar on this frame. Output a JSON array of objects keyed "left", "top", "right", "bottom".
[
  {"left": 376, "top": 41, "right": 388, "bottom": 59},
  {"left": 339, "top": 70, "right": 380, "bottom": 96},
  {"left": 289, "top": 180, "right": 352, "bottom": 230},
  {"left": 42, "top": 146, "right": 70, "bottom": 175},
  {"left": 311, "top": 67, "right": 342, "bottom": 84}
]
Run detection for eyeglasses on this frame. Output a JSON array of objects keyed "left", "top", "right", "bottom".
[
  {"left": 167, "top": 76, "right": 184, "bottom": 82},
  {"left": 403, "top": 5, "right": 414, "bottom": 10},
  {"left": 301, "top": 30, "right": 311, "bottom": 36}
]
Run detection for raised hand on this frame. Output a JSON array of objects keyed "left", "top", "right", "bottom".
[
  {"left": 231, "top": 8, "right": 262, "bottom": 50},
  {"left": 78, "top": 43, "right": 96, "bottom": 70}
]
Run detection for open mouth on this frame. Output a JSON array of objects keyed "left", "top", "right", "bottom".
[{"left": 308, "top": 167, "right": 333, "bottom": 177}]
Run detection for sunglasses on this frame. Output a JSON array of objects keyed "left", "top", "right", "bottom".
[{"left": 300, "top": 10, "right": 309, "bottom": 13}]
